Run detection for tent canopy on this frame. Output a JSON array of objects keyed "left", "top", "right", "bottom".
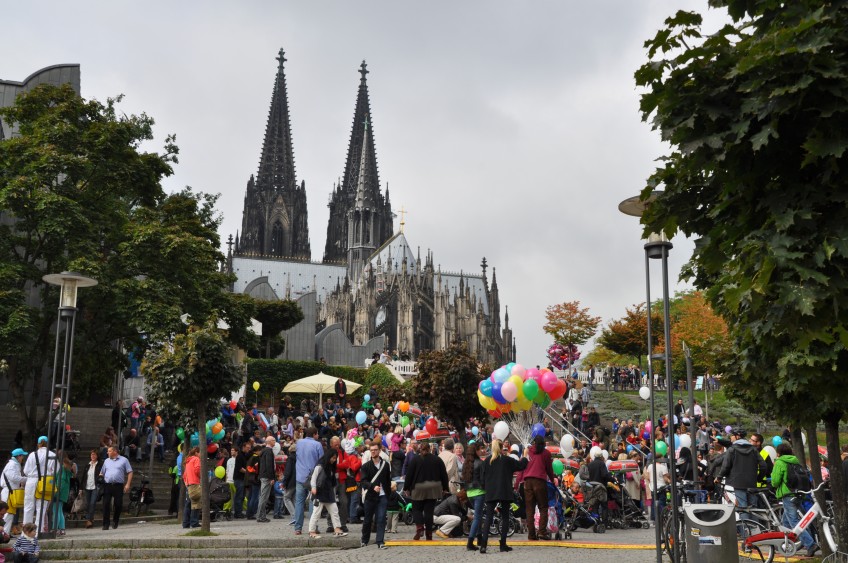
[{"left": 282, "top": 372, "right": 361, "bottom": 404}]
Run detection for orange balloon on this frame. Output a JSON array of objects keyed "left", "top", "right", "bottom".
[
  {"left": 400, "top": 401, "right": 410, "bottom": 413},
  {"left": 155, "top": 415, "right": 162, "bottom": 426},
  {"left": 497, "top": 402, "right": 512, "bottom": 414},
  {"left": 211, "top": 422, "right": 223, "bottom": 435}
]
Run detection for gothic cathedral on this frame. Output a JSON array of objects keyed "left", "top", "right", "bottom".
[{"left": 228, "top": 49, "right": 515, "bottom": 367}]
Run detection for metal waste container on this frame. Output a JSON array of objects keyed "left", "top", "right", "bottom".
[{"left": 683, "top": 504, "right": 737, "bottom": 563}]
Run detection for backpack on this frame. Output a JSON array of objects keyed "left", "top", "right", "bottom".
[{"left": 785, "top": 462, "right": 812, "bottom": 492}]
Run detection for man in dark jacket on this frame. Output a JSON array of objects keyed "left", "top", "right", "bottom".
[
  {"left": 715, "top": 429, "right": 767, "bottom": 512},
  {"left": 360, "top": 444, "right": 392, "bottom": 550},
  {"left": 256, "top": 437, "right": 276, "bottom": 523},
  {"left": 282, "top": 443, "right": 298, "bottom": 524},
  {"left": 588, "top": 452, "right": 612, "bottom": 484}
]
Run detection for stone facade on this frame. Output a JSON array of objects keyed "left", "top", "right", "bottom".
[{"left": 229, "top": 49, "right": 515, "bottom": 367}]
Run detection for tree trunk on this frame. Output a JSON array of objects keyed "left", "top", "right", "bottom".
[
  {"left": 790, "top": 427, "right": 805, "bottom": 467},
  {"left": 197, "top": 403, "right": 210, "bottom": 532},
  {"left": 823, "top": 411, "right": 848, "bottom": 551},
  {"left": 805, "top": 424, "right": 830, "bottom": 556}
]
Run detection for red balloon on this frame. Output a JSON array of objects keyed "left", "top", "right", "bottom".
[
  {"left": 229, "top": 400, "right": 237, "bottom": 410},
  {"left": 487, "top": 409, "right": 502, "bottom": 419},
  {"left": 207, "top": 443, "right": 219, "bottom": 454},
  {"left": 548, "top": 379, "right": 567, "bottom": 400},
  {"left": 425, "top": 417, "right": 439, "bottom": 434}
]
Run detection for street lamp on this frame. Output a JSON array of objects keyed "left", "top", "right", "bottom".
[
  {"left": 41, "top": 271, "right": 97, "bottom": 535},
  {"left": 619, "top": 193, "right": 680, "bottom": 563}
]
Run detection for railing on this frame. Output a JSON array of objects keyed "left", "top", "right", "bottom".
[
  {"left": 543, "top": 404, "right": 592, "bottom": 444},
  {"left": 364, "top": 359, "right": 418, "bottom": 380}
]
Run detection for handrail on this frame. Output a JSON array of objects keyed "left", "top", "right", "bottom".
[{"left": 543, "top": 405, "right": 592, "bottom": 444}]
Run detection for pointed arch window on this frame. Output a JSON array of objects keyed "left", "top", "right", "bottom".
[
  {"left": 271, "top": 220, "right": 284, "bottom": 256},
  {"left": 257, "top": 224, "right": 265, "bottom": 254}
]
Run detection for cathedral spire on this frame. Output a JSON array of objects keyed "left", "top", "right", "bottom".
[{"left": 258, "top": 48, "right": 297, "bottom": 192}]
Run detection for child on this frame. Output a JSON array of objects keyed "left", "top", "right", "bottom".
[
  {"left": 272, "top": 474, "right": 285, "bottom": 519},
  {"left": 385, "top": 481, "right": 403, "bottom": 533},
  {"left": 12, "top": 523, "right": 40, "bottom": 563}
]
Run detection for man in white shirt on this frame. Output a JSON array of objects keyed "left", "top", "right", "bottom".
[
  {"left": 22, "top": 437, "right": 56, "bottom": 533},
  {"left": 644, "top": 458, "right": 669, "bottom": 525},
  {"left": 1, "top": 448, "right": 27, "bottom": 521}
]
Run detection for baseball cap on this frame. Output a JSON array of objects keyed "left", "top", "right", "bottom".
[
  {"left": 37, "top": 435, "right": 48, "bottom": 444},
  {"left": 510, "top": 445, "right": 520, "bottom": 453},
  {"left": 11, "top": 448, "right": 27, "bottom": 457}
]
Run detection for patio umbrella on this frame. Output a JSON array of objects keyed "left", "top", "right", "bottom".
[{"left": 282, "top": 371, "right": 361, "bottom": 405}]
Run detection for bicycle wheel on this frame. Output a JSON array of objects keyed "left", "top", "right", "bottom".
[
  {"left": 738, "top": 519, "right": 775, "bottom": 563},
  {"left": 127, "top": 500, "right": 139, "bottom": 517},
  {"left": 489, "top": 516, "right": 500, "bottom": 536},
  {"left": 662, "top": 513, "right": 686, "bottom": 563}
]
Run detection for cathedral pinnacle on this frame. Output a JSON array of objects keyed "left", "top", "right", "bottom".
[
  {"left": 359, "top": 60, "right": 369, "bottom": 82},
  {"left": 277, "top": 48, "right": 287, "bottom": 66}
]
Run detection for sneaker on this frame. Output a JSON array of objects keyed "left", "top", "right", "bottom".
[
  {"left": 288, "top": 520, "right": 296, "bottom": 526},
  {"left": 294, "top": 530, "right": 302, "bottom": 535},
  {"left": 326, "top": 526, "right": 334, "bottom": 533},
  {"left": 806, "top": 544, "right": 820, "bottom": 557},
  {"left": 333, "top": 531, "right": 348, "bottom": 537},
  {"left": 360, "top": 542, "right": 367, "bottom": 548},
  {"left": 378, "top": 544, "right": 388, "bottom": 550},
  {"left": 435, "top": 530, "right": 450, "bottom": 539},
  {"left": 257, "top": 518, "right": 270, "bottom": 523},
  {"left": 309, "top": 533, "right": 321, "bottom": 539}
]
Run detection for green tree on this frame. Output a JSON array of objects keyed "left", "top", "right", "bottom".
[
  {"left": 249, "top": 299, "right": 304, "bottom": 359},
  {"left": 543, "top": 301, "right": 602, "bottom": 372},
  {"left": 597, "top": 303, "right": 654, "bottom": 368},
  {"left": 413, "top": 342, "right": 486, "bottom": 438},
  {"left": 143, "top": 319, "right": 244, "bottom": 533},
  {"left": 636, "top": 1, "right": 848, "bottom": 546},
  {"left": 0, "top": 84, "right": 253, "bottom": 444}
]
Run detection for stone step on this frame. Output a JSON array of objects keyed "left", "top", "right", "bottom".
[
  {"left": 41, "top": 546, "right": 333, "bottom": 561},
  {"left": 40, "top": 536, "right": 357, "bottom": 550},
  {"left": 63, "top": 513, "right": 173, "bottom": 528}
]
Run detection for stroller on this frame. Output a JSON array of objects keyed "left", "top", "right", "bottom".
[
  {"left": 209, "top": 476, "right": 232, "bottom": 521},
  {"left": 563, "top": 481, "right": 606, "bottom": 535},
  {"left": 542, "top": 481, "right": 569, "bottom": 540},
  {"left": 605, "top": 475, "right": 650, "bottom": 529}
]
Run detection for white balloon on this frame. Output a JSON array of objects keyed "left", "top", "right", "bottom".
[
  {"left": 560, "top": 434, "right": 575, "bottom": 451},
  {"left": 374, "top": 409, "right": 381, "bottom": 418},
  {"left": 605, "top": 459, "right": 613, "bottom": 468},
  {"left": 802, "top": 432, "right": 807, "bottom": 446},
  {"left": 272, "top": 443, "right": 281, "bottom": 456},
  {"left": 602, "top": 449, "right": 609, "bottom": 460},
  {"left": 589, "top": 446, "right": 602, "bottom": 459},
  {"left": 763, "top": 445, "right": 777, "bottom": 462},
  {"left": 639, "top": 386, "right": 651, "bottom": 400},
  {"left": 494, "top": 421, "right": 510, "bottom": 441},
  {"left": 678, "top": 434, "right": 692, "bottom": 449}
]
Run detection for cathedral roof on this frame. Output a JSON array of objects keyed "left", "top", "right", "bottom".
[
  {"left": 441, "top": 273, "right": 490, "bottom": 315},
  {"left": 231, "top": 256, "right": 346, "bottom": 302},
  {"left": 368, "top": 232, "right": 418, "bottom": 275}
]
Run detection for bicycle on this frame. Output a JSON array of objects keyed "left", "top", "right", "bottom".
[
  {"left": 743, "top": 480, "right": 837, "bottom": 562},
  {"left": 127, "top": 473, "right": 154, "bottom": 517}
]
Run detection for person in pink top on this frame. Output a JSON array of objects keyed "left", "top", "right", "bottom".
[
  {"left": 523, "top": 435, "right": 555, "bottom": 540},
  {"left": 389, "top": 426, "right": 404, "bottom": 452}
]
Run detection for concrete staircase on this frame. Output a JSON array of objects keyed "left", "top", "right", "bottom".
[{"left": 39, "top": 536, "right": 357, "bottom": 562}]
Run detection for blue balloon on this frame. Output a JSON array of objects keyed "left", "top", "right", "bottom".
[
  {"left": 356, "top": 411, "right": 367, "bottom": 425},
  {"left": 491, "top": 382, "right": 506, "bottom": 404},
  {"left": 190, "top": 433, "right": 199, "bottom": 447},
  {"left": 472, "top": 426, "right": 480, "bottom": 436},
  {"left": 480, "top": 380, "right": 494, "bottom": 397},
  {"left": 772, "top": 436, "right": 783, "bottom": 448},
  {"left": 382, "top": 436, "right": 388, "bottom": 447},
  {"left": 364, "top": 394, "right": 371, "bottom": 402},
  {"left": 530, "top": 423, "right": 546, "bottom": 439},
  {"left": 494, "top": 368, "right": 510, "bottom": 383},
  {"left": 506, "top": 362, "right": 516, "bottom": 373},
  {"left": 626, "top": 444, "right": 635, "bottom": 453}
]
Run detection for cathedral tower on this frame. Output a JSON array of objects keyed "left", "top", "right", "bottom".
[
  {"left": 324, "top": 61, "right": 393, "bottom": 264},
  {"left": 237, "top": 48, "right": 311, "bottom": 260}
]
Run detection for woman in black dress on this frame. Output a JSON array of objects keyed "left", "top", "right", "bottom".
[
  {"left": 479, "top": 439, "right": 528, "bottom": 553},
  {"left": 404, "top": 441, "right": 449, "bottom": 540}
]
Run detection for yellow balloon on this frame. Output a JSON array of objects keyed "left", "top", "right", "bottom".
[
  {"left": 477, "top": 391, "right": 497, "bottom": 411},
  {"left": 508, "top": 375, "right": 525, "bottom": 399},
  {"left": 515, "top": 397, "right": 532, "bottom": 412},
  {"left": 252, "top": 381, "right": 260, "bottom": 391},
  {"left": 66, "top": 404, "right": 71, "bottom": 412}
]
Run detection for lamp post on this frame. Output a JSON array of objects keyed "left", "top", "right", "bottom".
[
  {"left": 41, "top": 271, "right": 98, "bottom": 535},
  {"left": 619, "top": 193, "right": 680, "bottom": 563}
]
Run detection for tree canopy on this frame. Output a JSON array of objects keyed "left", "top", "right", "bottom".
[
  {"left": 597, "top": 303, "right": 653, "bottom": 368},
  {"left": 543, "top": 301, "right": 602, "bottom": 352},
  {"left": 636, "top": 0, "right": 848, "bottom": 546}
]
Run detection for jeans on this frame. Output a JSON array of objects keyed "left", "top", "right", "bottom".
[
  {"left": 182, "top": 493, "right": 199, "bottom": 528},
  {"left": 233, "top": 480, "right": 245, "bottom": 517},
  {"left": 348, "top": 487, "right": 361, "bottom": 521},
  {"left": 256, "top": 478, "right": 272, "bottom": 520},
  {"left": 85, "top": 488, "right": 99, "bottom": 522},
  {"left": 361, "top": 494, "right": 388, "bottom": 546},
  {"left": 468, "top": 494, "right": 486, "bottom": 541},
  {"left": 782, "top": 495, "right": 815, "bottom": 549},
  {"left": 246, "top": 484, "right": 260, "bottom": 518},
  {"left": 284, "top": 486, "right": 297, "bottom": 519},
  {"left": 274, "top": 495, "right": 284, "bottom": 517},
  {"left": 294, "top": 481, "right": 311, "bottom": 531}
]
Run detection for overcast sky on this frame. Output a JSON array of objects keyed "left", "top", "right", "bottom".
[{"left": 6, "top": 1, "right": 729, "bottom": 368}]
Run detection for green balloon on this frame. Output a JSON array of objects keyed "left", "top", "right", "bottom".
[
  {"left": 532, "top": 390, "right": 548, "bottom": 405},
  {"left": 537, "top": 394, "right": 551, "bottom": 408},
  {"left": 655, "top": 440, "right": 668, "bottom": 456},
  {"left": 214, "top": 466, "right": 226, "bottom": 479},
  {"left": 401, "top": 416, "right": 410, "bottom": 427},
  {"left": 176, "top": 427, "right": 185, "bottom": 441},
  {"left": 522, "top": 379, "right": 539, "bottom": 401},
  {"left": 552, "top": 459, "right": 564, "bottom": 476}
]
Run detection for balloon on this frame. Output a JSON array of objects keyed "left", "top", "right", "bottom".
[
  {"left": 506, "top": 362, "right": 516, "bottom": 373},
  {"left": 532, "top": 390, "right": 549, "bottom": 405},
  {"left": 522, "top": 379, "right": 539, "bottom": 401},
  {"left": 626, "top": 444, "right": 635, "bottom": 453},
  {"left": 400, "top": 401, "right": 410, "bottom": 412},
  {"left": 515, "top": 397, "right": 533, "bottom": 412},
  {"left": 501, "top": 381, "right": 518, "bottom": 402},
  {"left": 560, "top": 435, "right": 575, "bottom": 451},
  {"left": 540, "top": 371, "right": 558, "bottom": 393},
  {"left": 252, "top": 381, "right": 260, "bottom": 392},
  {"left": 497, "top": 402, "right": 512, "bottom": 414},
  {"left": 525, "top": 368, "right": 542, "bottom": 383},
  {"left": 655, "top": 440, "right": 668, "bottom": 456},
  {"left": 176, "top": 428, "right": 185, "bottom": 441},
  {"left": 772, "top": 436, "right": 783, "bottom": 448},
  {"left": 511, "top": 364, "right": 526, "bottom": 378},
  {"left": 537, "top": 394, "right": 551, "bottom": 408},
  {"left": 401, "top": 416, "right": 410, "bottom": 427},
  {"left": 491, "top": 382, "right": 506, "bottom": 404},
  {"left": 589, "top": 446, "right": 602, "bottom": 459},
  {"left": 382, "top": 436, "right": 388, "bottom": 447},
  {"left": 530, "top": 423, "right": 546, "bottom": 439},
  {"left": 374, "top": 409, "right": 381, "bottom": 418},
  {"left": 552, "top": 459, "right": 564, "bottom": 476},
  {"left": 639, "top": 386, "right": 651, "bottom": 400},
  {"left": 404, "top": 424, "right": 411, "bottom": 433},
  {"left": 493, "top": 421, "right": 510, "bottom": 440},
  {"left": 763, "top": 445, "right": 777, "bottom": 462},
  {"left": 487, "top": 409, "right": 501, "bottom": 419},
  {"left": 507, "top": 374, "right": 524, "bottom": 392},
  {"left": 645, "top": 421, "right": 652, "bottom": 433},
  {"left": 355, "top": 436, "right": 364, "bottom": 447},
  {"left": 214, "top": 429, "right": 225, "bottom": 442},
  {"left": 478, "top": 391, "right": 497, "bottom": 411},
  {"left": 479, "top": 380, "right": 494, "bottom": 397},
  {"left": 425, "top": 418, "right": 439, "bottom": 434},
  {"left": 229, "top": 400, "right": 237, "bottom": 410},
  {"left": 642, "top": 431, "right": 650, "bottom": 440},
  {"left": 725, "top": 425, "right": 732, "bottom": 434},
  {"left": 214, "top": 466, "right": 226, "bottom": 479},
  {"left": 356, "top": 411, "right": 367, "bottom": 425},
  {"left": 364, "top": 394, "right": 371, "bottom": 402},
  {"left": 207, "top": 443, "right": 218, "bottom": 454},
  {"left": 674, "top": 434, "right": 692, "bottom": 449},
  {"left": 493, "top": 368, "right": 510, "bottom": 383},
  {"left": 190, "top": 433, "right": 199, "bottom": 447},
  {"left": 602, "top": 449, "right": 609, "bottom": 460},
  {"left": 211, "top": 422, "right": 223, "bottom": 435},
  {"left": 548, "top": 379, "right": 567, "bottom": 401},
  {"left": 472, "top": 426, "right": 479, "bottom": 436},
  {"left": 155, "top": 415, "right": 162, "bottom": 426}
]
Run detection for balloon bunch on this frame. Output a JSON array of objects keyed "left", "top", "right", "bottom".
[
  {"left": 546, "top": 343, "right": 580, "bottom": 370},
  {"left": 477, "top": 363, "right": 567, "bottom": 419},
  {"left": 176, "top": 417, "right": 227, "bottom": 455}
]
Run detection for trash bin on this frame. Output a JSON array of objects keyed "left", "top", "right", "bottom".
[{"left": 683, "top": 504, "right": 737, "bottom": 563}]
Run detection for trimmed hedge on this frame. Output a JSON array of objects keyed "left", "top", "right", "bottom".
[{"left": 247, "top": 359, "right": 366, "bottom": 406}]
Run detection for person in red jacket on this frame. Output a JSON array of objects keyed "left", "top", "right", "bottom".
[
  {"left": 523, "top": 435, "right": 555, "bottom": 540},
  {"left": 346, "top": 442, "right": 363, "bottom": 523}
]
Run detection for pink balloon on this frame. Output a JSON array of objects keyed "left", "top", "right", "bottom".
[
  {"left": 645, "top": 421, "right": 653, "bottom": 433},
  {"left": 510, "top": 364, "right": 526, "bottom": 379},
  {"left": 501, "top": 381, "right": 518, "bottom": 402},
  {"left": 540, "top": 371, "right": 559, "bottom": 393},
  {"left": 525, "top": 368, "right": 541, "bottom": 383}
]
